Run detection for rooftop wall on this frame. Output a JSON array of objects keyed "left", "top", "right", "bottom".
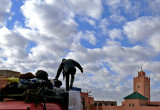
[
  {"left": 0, "top": 70, "right": 20, "bottom": 78},
  {"left": 147, "top": 101, "right": 160, "bottom": 106}
]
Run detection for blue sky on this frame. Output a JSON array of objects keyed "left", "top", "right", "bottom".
[{"left": 0, "top": 0, "right": 160, "bottom": 105}]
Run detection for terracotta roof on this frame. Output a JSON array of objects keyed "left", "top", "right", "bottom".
[{"left": 124, "top": 92, "right": 148, "bottom": 100}]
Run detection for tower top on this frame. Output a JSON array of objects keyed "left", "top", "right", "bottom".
[{"left": 138, "top": 70, "right": 145, "bottom": 77}]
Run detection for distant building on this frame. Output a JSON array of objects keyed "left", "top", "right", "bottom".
[
  {"left": 122, "top": 70, "right": 160, "bottom": 109},
  {"left": 0, "top": 70, "right": 20, "bottom": 78},
  {"left": 89, "top": 70, "right": 160, "bottom": 110},
  {"left": 94, "top": 101, "right": 117, "bottom": 106},
  {"left": 80, "top": 92, "right": 94, "bottom": 110}
]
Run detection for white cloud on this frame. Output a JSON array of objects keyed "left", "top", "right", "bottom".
[
  {"left": 109, "top": 14, "right": 127, "bottom": 24},
  {"left": 0, "top": 27, "right": 31, "bottom": 72},
  {"left": 143, "top": 61, "right": 160, "bottom": 74},
  {"left": 108, "top": 28, "right": 123, "bottom": 40},
  {"left": 68, "top": 0, "right": 103, "bottom": 19},
  {"left": 0, "top": 0, "right": 12, "bottom": 26},
  {"left": 147, "top": 0, "right": 160, "bottom": 15},
  {"left": 80, "top": 17, "right": 96, "bottom": 27},
  {"left": 104, "top": 0, "right": 142, "bottom": 18},
  {"left": 21, "top": 0, "right": 77, "bottom": 39},
  {"left": 147, "top": 32, "right": 160, "bottom": 52},
  {"left": 0, "top": 27, "right": 27, "bottom": 48},
  {"left": 66, "top": 39, "right": 156, "bottom": 78},
  {"left": 82, "top": 31, "right": 97, "bottom": 45},
  {"left": 105, "top": 0, "right": 121, "bottom": 9},
  {"left": 105, "top": 0, "right": 131, "bottom": 12},
  {"left": 0, "top": 27, "right": 28, "bottom": 58},
  {"left": 16, "top": 0, "right": 83, "bottom": 74},
  {"left": 98, "top": 18, "right": 109, "bottom": 35},
  {"left": 123, "top": 16, "right": 160, "bottom": 42}
]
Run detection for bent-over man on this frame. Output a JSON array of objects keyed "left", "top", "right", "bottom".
[{"left": 55, "top": 59, "right": 83, "bottom": 91}]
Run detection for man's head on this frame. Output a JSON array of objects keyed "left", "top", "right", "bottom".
[
  {"left": 62, "top": 58, "right": 66, "bottom": 61},
  {"left": 35, "top": 70, "right": 48, "bottom": 81}
]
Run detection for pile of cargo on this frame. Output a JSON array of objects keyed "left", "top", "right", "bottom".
[{"left": 0, "top": 70, "right": 69, "bottom": 110}]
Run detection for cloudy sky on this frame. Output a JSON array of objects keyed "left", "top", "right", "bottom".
[{"left": 0, "top": 0, "right": 160, "bottom": 105}]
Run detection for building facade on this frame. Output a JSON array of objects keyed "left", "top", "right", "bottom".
[
  {"left": 89, "top": 70, "right": 160, "bottom": 110},
  {"left": 0, "top": 70, "right": 20, "bottom": 78},
  {"left": 94, "top": 101, "right": 117, "bottom": 106}
]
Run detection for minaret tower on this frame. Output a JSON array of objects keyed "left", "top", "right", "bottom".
[{"left": 133, "top": 68, "right": 150, "bottom": 100}]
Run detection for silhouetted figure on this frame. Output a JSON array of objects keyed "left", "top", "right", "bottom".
[
  {"left": 35, "top": 70, "right": 48, "bottom": 81},
  {"left": 55, "top": 59, "right": 83, "bottom": 91},
  {"left": 35, "top": 70, "right": 53, "bottom": 89}
]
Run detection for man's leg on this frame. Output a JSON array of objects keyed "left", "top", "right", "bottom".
[
  {"left": 70, "top": 74, "right": 75, "bottom": 89},
  {"left": 65, "top": 73, "right": 70, "bottom": 91},
  {"left": 70, "top": 69, "right": 76, "bottom": 89}
]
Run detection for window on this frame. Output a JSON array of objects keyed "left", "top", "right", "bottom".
[
  {"left": 132, "top": 103, "right": 134, "bottom": 107},
  {"left": 129, "top": 103, "right": 131, "bottom": 107}
]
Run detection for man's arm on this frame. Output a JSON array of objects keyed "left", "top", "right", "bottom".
[
  {"left": 55, "top": 62, "right": 63, "bottom": 79},
  {"left": 72, "top": 60, "right": 83, "bottom": 73}
]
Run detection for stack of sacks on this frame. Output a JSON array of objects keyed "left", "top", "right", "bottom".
[
  {"left": 19, "top": 72, "right": 36, "bottom": 79},
  {"left": 18, "top": 72, "right": 37, "bottom": 89}
]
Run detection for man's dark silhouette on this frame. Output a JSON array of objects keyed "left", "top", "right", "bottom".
[{"left": 55, "top": 59, "right": 83, "bottom": 91}]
